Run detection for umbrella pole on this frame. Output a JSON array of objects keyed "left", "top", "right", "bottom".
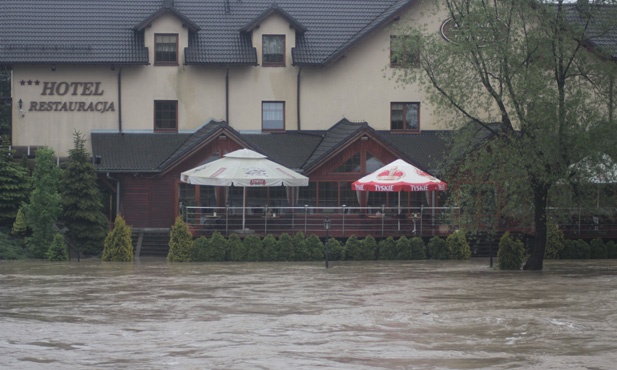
[
  {"left": 242, "top": 187, "right": 247, "bottom": 231},
  {"left": 398, "top": 191, "right": 401, "bottom": 231}
]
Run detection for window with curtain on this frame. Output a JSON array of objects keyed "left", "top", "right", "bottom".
[
  {"left": 154, "top": 100, "right": 177, "bottom": 131},
  {"left": 262, "top": 35, "right": 285, "bottom": 66},
  {"left": 391, "top": 102, "right": 420, "bottom": 131},
  {"left": 155, "top": 34, "right": 178, "bottom": 65},
  {"left": 262, "top": 101, "right": 285, "bottom": 131}
]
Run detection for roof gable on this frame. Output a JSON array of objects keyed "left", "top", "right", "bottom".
[
  {"left": 134, "top": 1, "right": 201, "bottom": 32},
  {"left": 240, "top": 3, "right": 307, "bottom": 34}
]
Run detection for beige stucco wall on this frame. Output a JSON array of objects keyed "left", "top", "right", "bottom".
[{"left": 11, "top": 1, "right": 448, "bottom": 155}]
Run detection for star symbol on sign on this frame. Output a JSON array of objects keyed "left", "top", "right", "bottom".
[
  {"left": 34, "top": 80, "right": 40, "bottom": 85},
  {"left": 20, "top": 80, "right": 25, "bottom": 85},
  {"left": 27, "top": 80, "right": 33, "bottom": 85}
]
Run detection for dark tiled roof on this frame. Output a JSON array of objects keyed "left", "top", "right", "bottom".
[
  {"left": 91, "top": 122, "right": 449, "bottom": 175},
  {"left": 564, "top": 4, "right": 617, "bottom": 59},
  {"left": 302, "top": 118, "right": 368, "bottom": 171},
  {"left": 378, "top": 131, "right": 448, "bottom": 174},
  {"left": 0, "top": 0, "right": 415, "bottom": 66},
  {"left": 241, "top": 131, "right": 323, "bottom": 171},
  {"left": 91, "top": 132, "right": 190, "bottom": 172}
]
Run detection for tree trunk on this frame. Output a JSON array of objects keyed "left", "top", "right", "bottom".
[{"left": 524, "top": 184, "right": 549, "bottom": 270}]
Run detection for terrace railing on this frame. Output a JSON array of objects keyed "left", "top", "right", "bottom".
[{"left": 183, "top": 205, "right": 461, "bottom": 238}]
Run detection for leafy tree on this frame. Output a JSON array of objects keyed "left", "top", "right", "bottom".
[
  {"left": 393, "top": 1, "right": 617, "bottom": 270},
  {"left": 102, "top": 215, "right": 133, "bottom": 262},
  {"left": 0, "top": 136, "right": 30, "bottom": 227},
  {"left": 0, "top": 231, "right": 26, "bottom": 260},
  {"left": 167, "top": 216, "right": 194, "bottom": 262},
  {"left": 60, "top": 131, "right": 108, "bottom": 256},
  {"left": 23, "top": 147, "right": 62, "bottom": 258},
  {"left": 47, "top": 233, "right": 68, "bottom": 261}
]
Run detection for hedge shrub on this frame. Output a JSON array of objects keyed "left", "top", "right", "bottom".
[
  {"left": 102, "top": 215, "right": 133, "bottom": 262},
  {"left": 497, "top": 232, "right": 525, "bottom": 270},
  {"left": 589, "top": 238, "right": 607, "bottom": 259},
  {"left": 378, "top": 236, "right": 397, "bottom": 260},
  {"left": 446, "top": 231, "right": 471, "bottom": 260},
  {"left": 47, "top": 233, "right": 68, "bottom": 261},
  {"left": 409, "top": 237, "right": 427, "bottom": 260},
  {"left": 561, "top": 239, "right": 591, "bottom": 259},
  {"left": 545, "top": 223, "right": 565, "bottom": 259},
  {"left": 244, "top": 235, "right": 263, "bottom": 261},
  {"left": 428, "top": 236, "right": 448, "bottom": 260}
]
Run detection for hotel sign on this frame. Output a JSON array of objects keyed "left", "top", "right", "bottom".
[{"left": 20, "top": 79, "right": 115, "bottom": 113}]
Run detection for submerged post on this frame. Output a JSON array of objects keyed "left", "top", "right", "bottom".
[{"left": 323, "top": 217, "right": 331, "bottom": 268}]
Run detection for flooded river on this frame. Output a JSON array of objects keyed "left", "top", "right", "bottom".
[{"left": 1, "top": 259, "right": 616, "bottom": 369}]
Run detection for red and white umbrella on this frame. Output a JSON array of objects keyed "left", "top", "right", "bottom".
[
  {"left": 352, "top": 159, "right": 447, "bottom": 192},
  {"left": 352, "top": 159, "right": 447, "bottom": 230}
]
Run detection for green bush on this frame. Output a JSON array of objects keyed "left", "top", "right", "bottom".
[
  {"left": 47, "top": 233, "right": 68, "bottom": 261},
  {"left": 607, "top": 241, "right": 617, "bottom": 259},
  {"left": 262, "top": 234, "right": 278, "bottom": 261},
  {"left": 193, "top": 232, "right": 227, "bottom": 261},
  {"left": 545, "top": 223, "right": 565, "bottom": 259},
  {"left": 428, "top": 236, "right": 448, "bottom": 260},
  {"left": 395, "top": 236, "right": 412, "bottom": 260},
  {"left": 102, "top": 215, "right": 133, "bottom": 262},
  {"left": 561, "top": 239, "right": 591, "bottom": 259},
  {"left": 325, "top": 237, "right": 344, "bottom": 261},
  {"left": 589, "top": 238, "right": 607, "bottom": 259},
  {"left": 277, "top": 233, "right": 294, "bottom": 261},
  {"left": 167, "top": 216, "right": 194, "bottom": 262},
  {"left": 306, "top": 234, "right": 324, "bottom": 260},
  {"left": 362, "top": 235, "right": 378, "bottom": 260},
  {"left": 292, "top": 232, "right": 309, "bottom": 261},
  {"left": 378, "top": 236, "right": 397, "bottom": 260},
  {"left": 446, "top": 231, "right": 471, "bottom": 260},
  {"left": 244, "top": 235, "right": 263, "bottom": 261},
  {"left": 344, "top": 235, "right": 362, "bottom": 260},
  {"left": 409, "top": 237, "right": 427, "bottom": 260},
  {"left": 0, "top": 231, "right": 26, "bottom": 260},
  {"left": 497, "top": 232, "right": 525, "bottom": 270},
  {"left": 227, "top": 234, "right": 245, "bottom": 261}
]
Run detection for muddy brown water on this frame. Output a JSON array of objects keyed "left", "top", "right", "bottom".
[{"left": 1, "top": 258, "right": 616, "bottom": 369}]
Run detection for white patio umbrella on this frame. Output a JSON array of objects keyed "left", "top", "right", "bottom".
[
  {"left": 352, "top": 159, "right": 448, "bottom": 230},
  {"left": 180, "top": 148, "right": 309, "bottom": 232}
]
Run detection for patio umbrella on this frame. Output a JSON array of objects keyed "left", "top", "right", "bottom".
[
  {"left": 180, "top": 148, "right": 309, "bottom": 232},
  {"left": 352, "top": 159, "right": 448, "bottom": 230}
]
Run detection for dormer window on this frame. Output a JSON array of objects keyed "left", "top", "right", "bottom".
[
  {"left": 155, "top": 33, "right": 178, "bottom": 65},
  {"left": 263, "top": 35, "right": 285, "bottom": 67}
]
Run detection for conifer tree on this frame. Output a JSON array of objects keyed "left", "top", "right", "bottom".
[
  {"left": 60, "top": 131, "right": 108, "bottom": 256},
  {"left": 23, "top": 147, "right": 62, "bottom": 258},
  {"left": 102, "top": 215, "right": 133, "bottom": 262},
  {"left": 167, "top": 216, "right": 194, "bottom": 262},
  {"left": 47, "top": 233, "right": 68, "bottom": 261},
  {"left": 0, "top": 136, "right": 30, "bottom": 227}
]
